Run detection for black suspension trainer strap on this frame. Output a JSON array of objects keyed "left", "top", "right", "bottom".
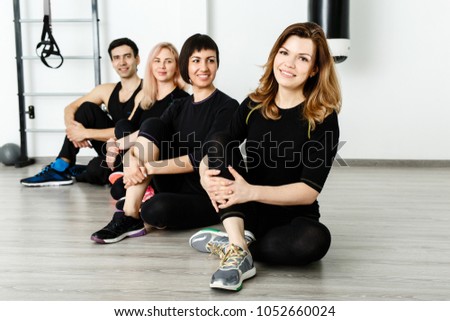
[{"left": 36, "top": 0, "right": 64, "bottom": 69}]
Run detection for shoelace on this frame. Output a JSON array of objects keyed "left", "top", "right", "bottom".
[
  {"left": 69, "top": 165, "right": 87, "bottom": 176},
  {"left": 207, "top": 241, "right": 227, "bottom": 259},
  {"left": 207, "top": 234, "right": 255, "bottom": 260},
  {"left": 220, "top": 244, "right": 246, "bottom": 268},
  {"left": 105, "top": 215, "right": 127, "bottom": 230},
  {"left": 36, "top": 164, "right": 53, "bottom": 176}
]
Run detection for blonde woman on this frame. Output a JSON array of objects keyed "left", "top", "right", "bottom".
[
  {"left": 106, "top": 42, "right": 188, "bottom": 202},
  {"left": 106, "top": 42, "right": 188, "bottom": 172}
]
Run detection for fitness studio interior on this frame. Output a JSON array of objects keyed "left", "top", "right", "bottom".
[{"left": 1, "top": 0, "right": 449, "bottom": 313}]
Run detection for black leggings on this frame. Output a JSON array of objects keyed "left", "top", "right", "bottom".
[
  {"left": 58, "top": 102, "right": 114, "bottom": 164},
  {"left": 112, "top": 118, "right": 136, "bottom": 173},
  {"left": 109, "top": 119, "right": 139, "bottom": 199},
  {"left": 240, "top": 202, "right": 331, "bottom": 266},
  {"left": 140, "top": 192, "right": 219, "bottom": 229},
  {"left": 110, "top": 174, "right": 220, "bottom": 229},
  {"left": 206, "top": 132, "right": 331, "bottom": 266},
  {"left": 136, "top": 118, "right": 220, "bottom": 229},
  {"left": 108, "top": 119, "right": 190, "bottom": 200}
]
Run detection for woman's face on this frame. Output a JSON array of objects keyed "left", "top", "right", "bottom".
[
  {"left": 273, "top": 35, "right": 317, "bottom": 92},
  {"left": 188, "top": 49, "right": 218, "bottom": 89},
  {"left": 152, "top": 47, "right": 177, "bottom": 83}
]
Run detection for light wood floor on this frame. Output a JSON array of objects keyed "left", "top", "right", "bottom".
[{"left": 1, "top": 159, "right": 449, "bottom": 300}]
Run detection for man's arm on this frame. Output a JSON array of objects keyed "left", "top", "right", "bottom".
[
  {"left": 66, "top": 123, "right": 115, "bottom": 143},
  {"left": 64, "top": 83, "right": 117, "bottom": 146},
  {"left": 64, "top": 83, "right": 116, "bottom": 128}
]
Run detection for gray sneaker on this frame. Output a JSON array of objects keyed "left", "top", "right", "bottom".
[
  {"left": 189, "top": 228, "right": 256, "bottom": 257},
  {"left": 210, "top": 244, "right": 256, "bottom": 291}
]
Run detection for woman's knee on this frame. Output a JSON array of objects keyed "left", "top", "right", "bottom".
[
  {"left": 137, "top": 118, "right": 168, "bottom": 158},
  {"left": 254, "top": 219, "right": 331, "bottom": 265},
  {"left": 292, "top": 221, "right": 331, "bottom": 264},
  {"left": 139, "top": 118, "right": 167, "bottom": 139},
  {"left": 115, "top": 119, "right": 133, "bottom": 139},
  {"left": 110, "top": 177, "right": 126, "bottom": 200},
  {"left": 205, "top": 132, "right": 243, "bottom": 178},
  {"left": 140, "top": 195, "right": 168, "bottom": 228}
]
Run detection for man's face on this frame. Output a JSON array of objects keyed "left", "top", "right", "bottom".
[{"left": 110, "top": 45, "right": 140, "bottom": 79}]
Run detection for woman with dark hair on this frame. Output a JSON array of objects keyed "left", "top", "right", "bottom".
[
  {"left": 91, "top": 34, "right": 239, "bottom": 244},
  {"left": 189, "top": 22, "right": 342, "bottom": 291}
]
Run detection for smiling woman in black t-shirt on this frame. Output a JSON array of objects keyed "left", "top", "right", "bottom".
[
  {"left": 190, "top": 22, "right": 342, "bottom": 291},
  {"left": 91, "top": 34, "right": 238, "bottom": 245}
]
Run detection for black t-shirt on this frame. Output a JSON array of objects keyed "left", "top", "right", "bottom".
[
  {"left": 230, "top": 97, "right": 339, "bottom": 193},
  {"left": 129, "top": 87, "right": 189, "bottom": 131},
  {"left": 159, "top": 89, "right": 239, "bottom": 192}
]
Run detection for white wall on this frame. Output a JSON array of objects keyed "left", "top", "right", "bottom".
[
  {"left": 1, "top": 0, "right": 449, "bottom": 160},
  {"left": 0, "top": 0, "right": 207, "bottom": 158},
  {"left": 339, "top": 0, "right": 450, "bottom": 160}
]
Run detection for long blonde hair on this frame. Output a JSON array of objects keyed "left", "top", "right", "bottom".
[
  {"left": 249, "top": 22, "right": 341, "bottom": 130},
  {"left": 140, "top": 42, "right": 184, "bottom": 110}
]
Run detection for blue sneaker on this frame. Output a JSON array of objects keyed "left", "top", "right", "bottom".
[
  {"left": 68, "top": 164, "right": 88, "bottom": 177},
  {"left": 210, "top": 244, "right": 256, "bottom": 291},
  {"left": 20, "top": 164, "right": 73, "bottom": 187}
]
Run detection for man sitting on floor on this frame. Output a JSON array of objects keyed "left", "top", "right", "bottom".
[{"left": 21, "top": 37, "right": 143, "bottom": 187}]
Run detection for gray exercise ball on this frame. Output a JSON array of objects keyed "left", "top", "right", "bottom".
[{"left": 0, "top": 143, "right": 21, "bottom": 166}]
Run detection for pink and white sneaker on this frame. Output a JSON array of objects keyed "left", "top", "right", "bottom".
[
  {"left": 115, "top": 185, "right": 155, "bottom": 211},
  {"left": 142, "top": 185, "right": 155, "bottom": 202}
]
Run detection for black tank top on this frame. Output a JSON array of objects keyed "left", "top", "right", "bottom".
[{"left": 107, "top": 80, "right": 142, "bottom": 122}]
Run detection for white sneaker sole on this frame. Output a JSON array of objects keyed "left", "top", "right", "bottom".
[
  {"left": 91, "top": 228, "right": 146, "bottom": 244},
  {"left": 21, "top": 179, "right": 74, "bottom": 187},
  {"left": 210, "top": 267, "right": 257, "bottom": 291}
]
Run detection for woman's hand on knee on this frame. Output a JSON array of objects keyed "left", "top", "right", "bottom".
[
  {"left": 123, "top": 152, "right": 147, "bottom": 187},
  {"left": 200, "top": 169, "right": 220, "bottom": 191},
  {"left": 202, "top": 169, "right": 237, "bottom": 211},
  {"left": 123, "top": 166, "right": 147, "bottom": 188},
  {"left": 217, "top": 166, "right": 253, "bottom": 209},
  {"left": 106, "top": 138, "right": 119, "bottom": 170}
]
